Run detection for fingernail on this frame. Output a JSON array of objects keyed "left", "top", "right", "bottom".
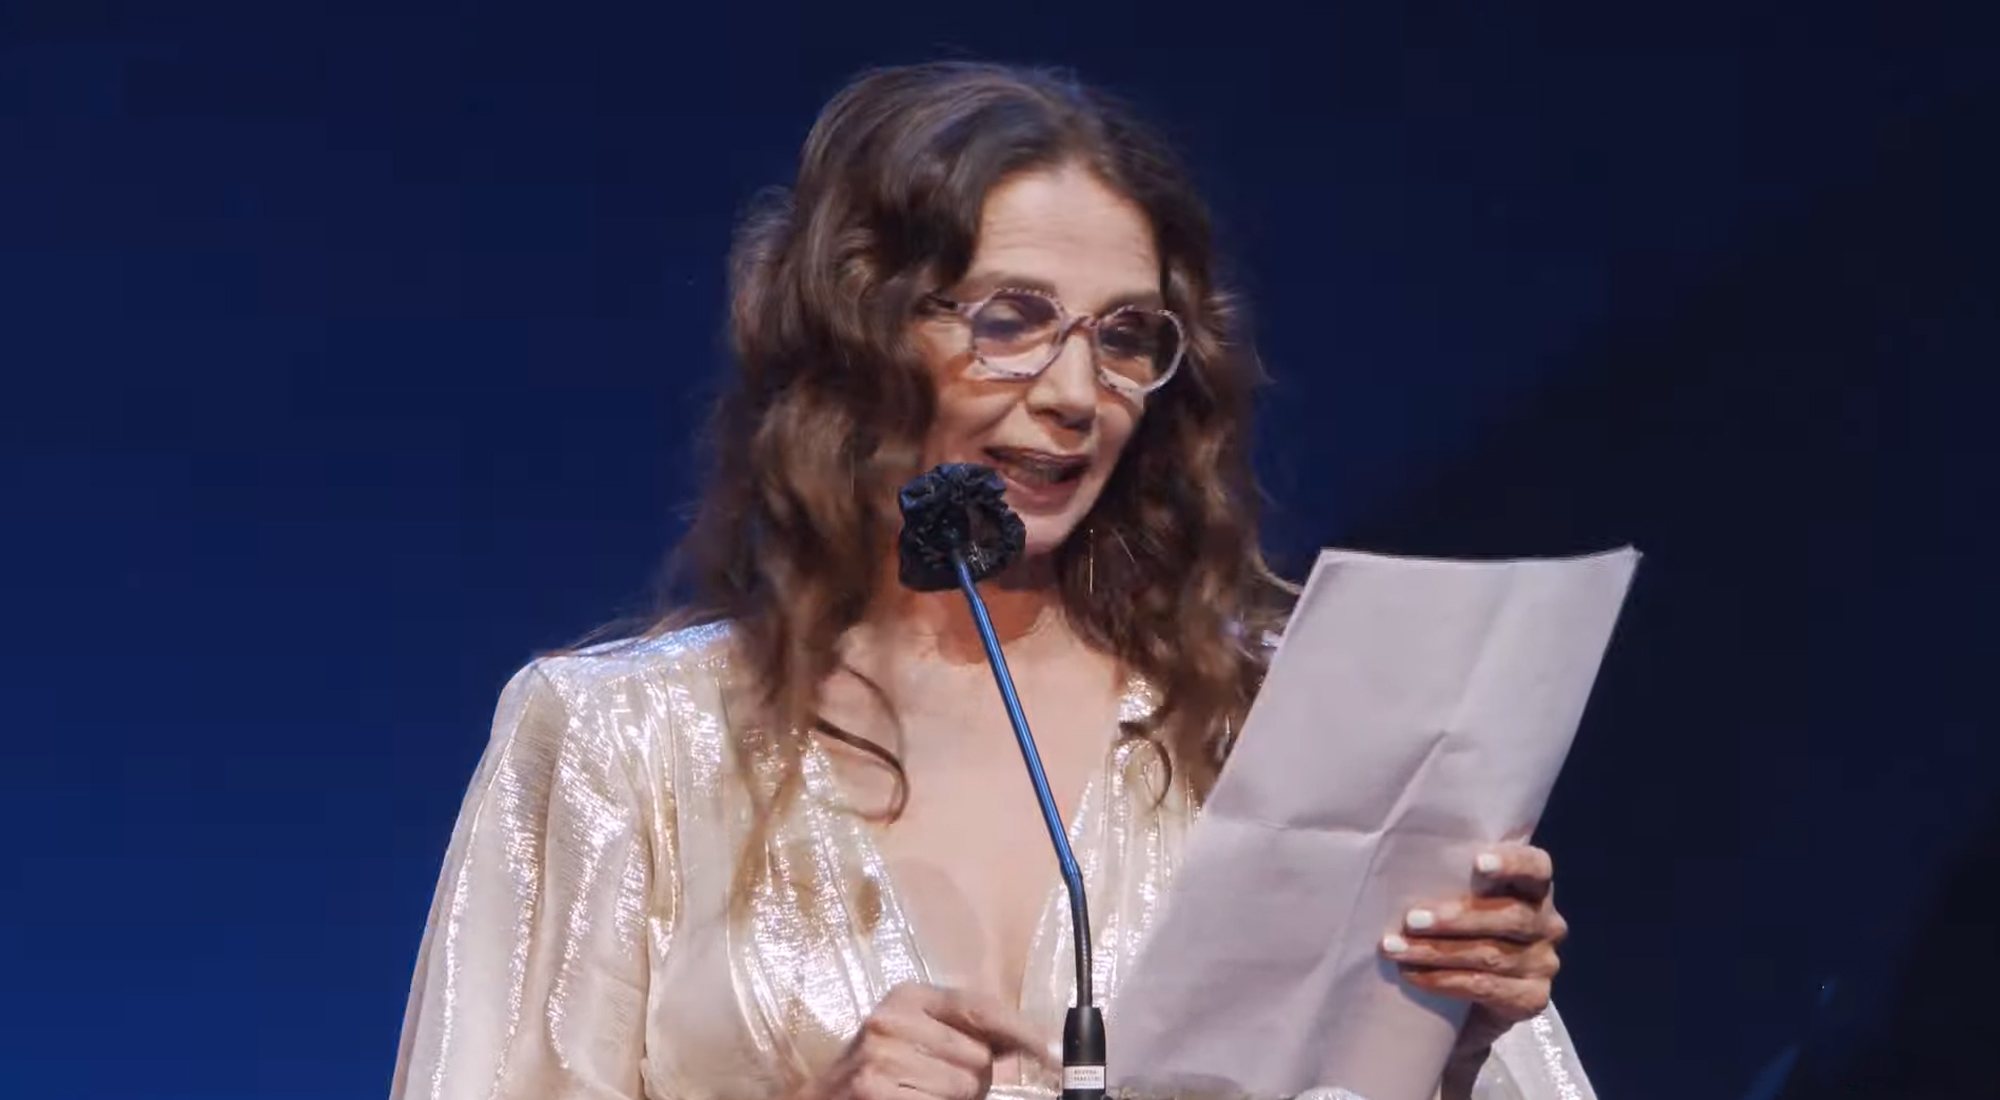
[
  {"left": 1381, "top": 933, "right": 1410, "bottom": 954},
  {"left": 1405, "top": 908, "right": 1436, "bottom": 931},
  {"left": 1046, "top": 1040, "right": 1062, "bottom": 1065},
  {"left": 1475, "top": 852, "right": 1503, "bottom": 874}
]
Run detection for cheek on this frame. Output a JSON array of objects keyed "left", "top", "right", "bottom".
[
  {"left": 916, "top": 335, "right": 985, "bottom": 450},
  {"left": 922, "top": 379, "right": 1013, "bottom": 459},
  {"left": 1095, "top": 406, "right": 1143, "bottom": 470}
]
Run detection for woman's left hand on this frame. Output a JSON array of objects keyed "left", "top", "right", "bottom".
[{"left": 1379, "top": 843, "right": 1567, "bottom": 1054}]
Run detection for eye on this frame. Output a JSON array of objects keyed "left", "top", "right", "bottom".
[
  {"left": 1098, "top": 312, "right": 1164, "bottom": 359},
  {"left": 970, "top": 292, "right": 1060, "bottom": 353}
]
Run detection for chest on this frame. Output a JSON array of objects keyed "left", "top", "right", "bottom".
[
  {"left": 822, "top": 663, "right": 1124, "bottom": 1006},
  {"left": 644, "top": 651, "right": 1192, "bottom": 1098}
]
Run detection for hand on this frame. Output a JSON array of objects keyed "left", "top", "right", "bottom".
[
  {"left": 789, "top": 982, "right": 1056, "bottom": 1100},
  {"left": 1379, "top": 844, "right": 1567, "bottom": 1069}
]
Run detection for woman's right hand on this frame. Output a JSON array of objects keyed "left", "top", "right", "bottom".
[{"left": 790, "top": 982, "right": 1056, "bottom": 1100}]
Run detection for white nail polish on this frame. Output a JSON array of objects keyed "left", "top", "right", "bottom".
[
  {"left": 1475, "top": 852, "right": 1503, "bottom": 875},
  {"left": 1405, "top": 908, "right": 1436, "bottom": 931},
  {"left": 1382, "top": 933, "right": 1410, "bottom": 954}
]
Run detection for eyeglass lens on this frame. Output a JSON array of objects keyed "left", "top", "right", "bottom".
[{"left": 968, "top": 291, "right": 1181, "bottom": 389}]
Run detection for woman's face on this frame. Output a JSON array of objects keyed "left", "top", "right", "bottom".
[{"left": 913, "top": 162, "right": 1158, "bottom": 561}]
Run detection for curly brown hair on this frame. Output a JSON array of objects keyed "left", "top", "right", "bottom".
[{"left": 646, "top": 61, "right": 1294, "bottom": 906}]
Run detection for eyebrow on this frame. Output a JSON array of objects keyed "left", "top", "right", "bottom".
[{"left": 955, "top": 270, "right": 1166, "bottom": 312}]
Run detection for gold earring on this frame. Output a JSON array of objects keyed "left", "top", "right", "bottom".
[{"left": 1087, "top": 526, "right": 1096, "bottom": 595}]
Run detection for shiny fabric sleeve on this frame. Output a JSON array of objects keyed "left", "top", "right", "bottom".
[
  {"left": 391, "top": 661, "right": 660, "bottom": 1100},
  {"left": 1468, "top": 1003, "right": 1596, "bottom": 1100}
]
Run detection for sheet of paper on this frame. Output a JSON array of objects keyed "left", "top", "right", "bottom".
[{"left": 1106, "top": 548, "right": 1639, "bottom": 1100}]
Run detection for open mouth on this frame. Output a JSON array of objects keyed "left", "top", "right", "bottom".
[{"left": 983, "top": 446, "right": 1089, "bottom": 489}]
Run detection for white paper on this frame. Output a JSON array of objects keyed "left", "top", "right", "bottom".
[{"left": 1106, "top": 548, "right": 1639, "bottom": 1100}]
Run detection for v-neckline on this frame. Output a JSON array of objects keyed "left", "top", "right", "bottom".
[{"left": 804, "top": 673, "right": 1150, "bottom": 1014}]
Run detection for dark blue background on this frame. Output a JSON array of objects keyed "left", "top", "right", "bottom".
[{"left": 5, "top": 2, "right": 1995, "bottom": 1097}]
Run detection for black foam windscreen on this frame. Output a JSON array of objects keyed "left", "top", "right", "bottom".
[{"left": 896, "top": 463, "right": 1026, "bottom": 591}]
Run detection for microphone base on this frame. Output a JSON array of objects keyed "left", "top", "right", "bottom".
[{"left": 1061, "top": 1004, "right": 1106, "bottom": 1100}]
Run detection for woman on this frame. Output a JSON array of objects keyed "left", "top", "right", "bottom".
[{"left": 391, "top": 63, "right": 1582, "bottom": 1100}]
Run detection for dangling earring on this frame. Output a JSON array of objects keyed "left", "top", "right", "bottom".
[{"left": 1086, "top": 525, "right": 1096, "bottom": 596}]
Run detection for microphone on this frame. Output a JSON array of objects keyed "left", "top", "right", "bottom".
[{"left": 897, "top": 463, "right": 1106, "bottom": 1100}]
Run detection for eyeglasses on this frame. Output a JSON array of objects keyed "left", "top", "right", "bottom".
[{"left": 921, "top": 287, "right": 1186, "bottom": 399}]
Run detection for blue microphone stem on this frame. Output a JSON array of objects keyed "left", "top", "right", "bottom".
[
  {"left": 948, "top": 550, "right": 1095, "bottom": 1007},
  {"left": 950, "top": 549, "right": 1107, "bottom": 1099}
]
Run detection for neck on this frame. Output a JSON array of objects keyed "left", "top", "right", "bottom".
[{"left": 857, "top": 549, "right": 1068, "bottom": 666}]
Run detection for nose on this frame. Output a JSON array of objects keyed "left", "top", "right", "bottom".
[{"left": 1024, "top": 323, "right": 1098, "bottom": 432}]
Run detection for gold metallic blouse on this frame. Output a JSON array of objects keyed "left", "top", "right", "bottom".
[{"left": 391, "top": 623, "right": 1596, "bottom": 1100}]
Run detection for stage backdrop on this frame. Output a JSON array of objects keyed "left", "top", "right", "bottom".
[{"left": 3, "top": 2, "right": 1994, "bottom": 1098}]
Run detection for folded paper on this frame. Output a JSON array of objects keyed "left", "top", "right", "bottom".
[{"left": 1107, "top": 548, "right": 1639, "bottom": 1100}]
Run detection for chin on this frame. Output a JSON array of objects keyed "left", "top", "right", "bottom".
[{"left": 1015, "top": 514, "right": 1082, "bottom": 561}]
